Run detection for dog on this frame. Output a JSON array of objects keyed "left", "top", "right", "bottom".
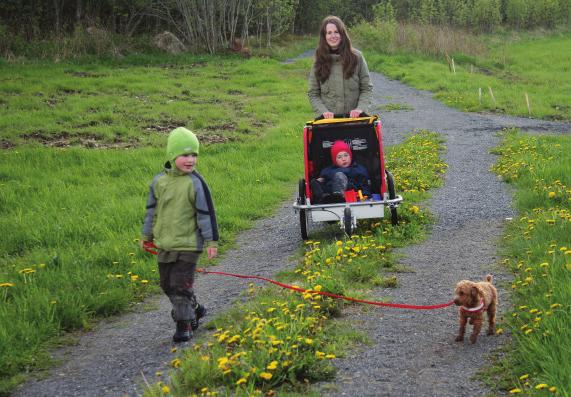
[{"left": 453, "top": 274, "right": 498, "bottom": 344}]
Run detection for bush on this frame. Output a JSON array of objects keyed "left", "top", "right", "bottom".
[{"left": 471, "top": 0, "right": 502, "bottom": 33}]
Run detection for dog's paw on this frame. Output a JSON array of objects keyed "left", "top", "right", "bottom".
[
  {"left": 455, "top": 336, "right": 464, "bottom": 342},
  {"left": 469, "top": 335, "right": 478, "bottom": 344}
]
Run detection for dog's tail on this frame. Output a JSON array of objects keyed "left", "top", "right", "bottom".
[{"left": 485, "top": 274, "right": 494, "bottom": 283}]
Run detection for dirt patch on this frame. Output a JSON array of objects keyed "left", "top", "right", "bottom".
[
  {"left": 143, "top": 120, "right": 187, "bottom": 134},
  {"left": 64, "top": 70, "right": 108, "bottom": 78},
  {"left": 195, "top": 132, "right": 236, "bottom": 144},
  {"left": 0, "top": 139, "right": 15, "bottom": 149},
  {"left": 20, "top": 131, "right": 139, "bottom": 149}
]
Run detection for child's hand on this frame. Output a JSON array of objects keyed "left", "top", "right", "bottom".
[
  {"left": 207, "top": 246, "right": 218, "bottom": 260},
  {"left": 140, "top": 240, "right": 158, "bottom": 254}
]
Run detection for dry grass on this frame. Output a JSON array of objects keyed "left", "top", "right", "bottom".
[{"left": 393, "top": 23, "right": 487, "bottom": 57}]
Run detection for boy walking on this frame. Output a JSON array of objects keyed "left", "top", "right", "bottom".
[{"left": 141, "top": 127, "right": 218, "bottom": 342}]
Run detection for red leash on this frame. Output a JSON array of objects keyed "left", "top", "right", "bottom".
[{"left": 142, "top": 243, "right": 454, "bottom": 310}]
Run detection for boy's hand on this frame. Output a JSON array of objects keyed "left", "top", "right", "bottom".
[
  {"left": 140, "top": 240, "right": 158, "bottom": 255},
  {"left": 207, "top": 246, "right": 218, "bottom": 260}
]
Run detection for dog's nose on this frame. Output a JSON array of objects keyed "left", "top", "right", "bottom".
[{"left": 454, "top": 298, "right": 461, "bottom": 305}]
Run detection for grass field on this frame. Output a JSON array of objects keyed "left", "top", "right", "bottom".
[
  {"left": 147, "top": 130, "right": 447, "bottom": 396},
  {"left": 356, "top": 31, "right": 571, "bottom": 121},
  {"left": 0, "top": 54, "right": 312, "bottom": 394},
  {"left": 2, "top": 30, "right": 570, "bottom": 396},
  {"left": 487, "top": 130, "right": 571, "bottom": 396}
]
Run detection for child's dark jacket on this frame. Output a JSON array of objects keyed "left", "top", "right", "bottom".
[{"left": 319, "top": 162, "right": 371, "bottom": 195}]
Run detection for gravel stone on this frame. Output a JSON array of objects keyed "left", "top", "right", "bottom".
[{"left": 14, "top": 66, "right": 570, "bottom": 397}]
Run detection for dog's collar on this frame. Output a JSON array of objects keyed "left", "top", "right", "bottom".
[{"left": 461, "top": 299, "right": 484, "bottom": 313}]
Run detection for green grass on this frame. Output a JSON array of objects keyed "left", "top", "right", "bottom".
[
  {"left": 145, "top": 131, "right": 447, "bottom": 396},
  {"left": 0, "top": 54, "right": 311, "bottom": 395},
  {"left": 357, "top": 31, "right": 571, "bottom": 121},
  {"left": 0, "top": 53, "right": 310, "bottom": 146},
  {"left": 487, "top": 130, "right": 570, "bottom": 396}
]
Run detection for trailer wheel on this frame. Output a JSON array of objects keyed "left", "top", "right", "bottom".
[
  {"left": 343, "top": 206, "right": 353, "bottom": 236},
  {"left": 299, "top": 179, "right": 309, "bottom": 240},
  {"left": 386, "top": 170, "right": 398, "bottom": 225},
  {"left": 300, "top": 209, "right": 308, "bottom": 240}
]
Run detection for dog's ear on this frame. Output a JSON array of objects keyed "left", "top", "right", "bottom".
[{"left": 471, "top": 286, "right": 479, "bottom": 302}]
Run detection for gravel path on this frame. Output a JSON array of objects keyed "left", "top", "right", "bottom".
[{"left": 14, "top": 64, "right": 570, "bottom": 397}]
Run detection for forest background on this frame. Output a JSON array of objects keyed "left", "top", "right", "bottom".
[{"left": 1, "top": 0, "right": 571, "bottom": 59}]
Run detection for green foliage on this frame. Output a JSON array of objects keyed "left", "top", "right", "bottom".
[
  {"left": 358, "top": 32, "right": 571, "bottom": 121},
  {"left": 490, "top": 130, "right": 570, "bottom": 395},
  {"left": 471, "top": 0, "right": 502, "bottom": 33},
  {"left": 374, "top": 0, "right": 571, "bottom": 32},
  {"left": 0, "top": 55, "right": 310, "bottom": 394},
  {"left": 148, "top": 131, "right": 447, "bottom": 396}
]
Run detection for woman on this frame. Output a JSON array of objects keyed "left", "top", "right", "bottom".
[{"left": 308, "top": 16, "right": 373, "bottom": 119}]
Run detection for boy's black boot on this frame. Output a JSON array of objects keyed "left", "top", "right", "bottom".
[
  {"left": 190, "top": 304, "right": 207, "bottom": 331},
  {"left": 173, "top": 321, "right": 192, "bottom": 343}
]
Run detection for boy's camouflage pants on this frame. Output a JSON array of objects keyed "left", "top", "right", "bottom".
[{"left": 158, "top": 251, "right": 200, "bottom": 322}]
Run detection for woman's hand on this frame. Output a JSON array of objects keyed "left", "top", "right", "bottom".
[
  {"left": 349, "top": 109, "right": 362, "bottom": 118},
  {"left": 322, "top": 111, "right": 334, "bottom": 119}
]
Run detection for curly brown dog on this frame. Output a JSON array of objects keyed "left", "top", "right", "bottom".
[{"left": 453, "top": 274, "right": 498, "bottom": 344}]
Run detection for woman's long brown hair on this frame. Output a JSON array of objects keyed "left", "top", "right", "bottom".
[{"left": 314, "top": 16, "right": 358, "bottom": 83}]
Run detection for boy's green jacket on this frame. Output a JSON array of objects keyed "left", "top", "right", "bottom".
[{"left": 142, "top": 165, "right": 218, "bottom": 252}]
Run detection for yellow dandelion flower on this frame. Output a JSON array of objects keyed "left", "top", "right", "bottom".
[
  {"left": 227, "top": 335, "right": 240, "bottom": 344},
  {"left": 519, "top": 374, "right": 529, "bottom": 380},
  {"left": 548, "top": 191, "right": 556, "bottom": 198},
  {"left": 304, "top": 338, "right": 313, "bottom": 345},
  {"left": 535, "top": 384, "right": 548, "bottom": 390},
  {"left": 326, "top": 354, "right": 336, "bottom": 359},
  {"left": 155, "top": 371, "right": 163, "bottom": 377},
  {"left": 266, "top": 361, "right": 278, "bottom": 370},
  {"left": 161, "top": 385, "right": 171, "bottom": 393},
  {"left": 171, "top": 347, "right": 177, "bottom": 353},
  {"left": 410, "top": 205, "right": 420, "bottom": 214},
  {"left": 509, "top": 388, "right": 522, "bottom": 393},
  {"left": 496, "top": 328, "right": 504, "bottom": 335},
  {"left": 0, "top": 282, "right": 15, "bottom": 287},
  {"left": 549, "top": 386, "right": 557, "bottom": 392},
  {"left": 171, "top": 358, "right": 181, "bottom": 368},
  {"left": 201, "top": 387, "right": 209, "bottom": 393},
  {"left": 525, "top": 329, "right": 533, "bottom": 335},
  {"left": 141, "top": 279, "right": 149, "bottom": 284},
  {"left": 260, "top": 372, "right": 273, "bottom": 380},
  {"left": 236, "top": 378, "right": 247, "bottom": 385}
]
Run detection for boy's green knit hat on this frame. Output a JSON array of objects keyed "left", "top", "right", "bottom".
[{"left": 166, "top": 127, "right": 199, "bottom": 162}]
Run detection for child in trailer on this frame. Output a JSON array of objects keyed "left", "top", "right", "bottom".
[
  {"left": 141, "top": 127, "right": 218, "bottom": 343},
  {"left": 311, "top": 140, "right": 371, "bottom": 203}
]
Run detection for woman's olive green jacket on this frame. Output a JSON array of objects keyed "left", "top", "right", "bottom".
[{"left": 307, "top": 49, "right": 373, "bottom": 117}]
